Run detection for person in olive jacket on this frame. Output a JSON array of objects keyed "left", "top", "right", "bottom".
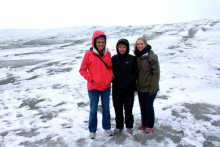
[
  {"left": 133, "top": 37, "right": 160, "bottom": 133},
  {"left": 112, "top": 39, "right": 138, "bottom": 134}
]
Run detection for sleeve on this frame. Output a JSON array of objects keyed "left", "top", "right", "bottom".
[
  {"left": 149, "top": 55, "right": 160, "bottom": 95},
  {"left": 131, "top": 56, "right": 138, "bottom": 83},
  {"left": 108, "top": 52, "right": 114, "bottom": 80},
  {"left": 79, "top": 52, "right": 93, "bottom": 82}
]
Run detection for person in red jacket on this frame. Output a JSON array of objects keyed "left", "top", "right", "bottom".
[{"left": 79, "top": 30, "right": 114, "bottom": 139}]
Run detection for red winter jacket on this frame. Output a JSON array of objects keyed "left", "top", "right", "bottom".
[{"left": 79, "top": 30, "right": 114, "bottom": 91}]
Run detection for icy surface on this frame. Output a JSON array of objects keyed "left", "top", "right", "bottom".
[{"left": 0, "top": 19, "right": 220, "bottom": 147}]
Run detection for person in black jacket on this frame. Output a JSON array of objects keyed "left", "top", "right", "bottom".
[{"left": 112, "top": 39, "right": 138, "bottom": 134}]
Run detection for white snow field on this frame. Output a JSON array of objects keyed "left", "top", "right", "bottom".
[{"left": 0, "top": 19, "right": 220, "bottom": 147}]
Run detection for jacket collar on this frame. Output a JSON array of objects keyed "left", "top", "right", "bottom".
[
  {"left": 90, "top": 47, "right": 108, "bottom": 56},
  {"left": 139, "top": 50, "right": 154, "bottom": 58}
]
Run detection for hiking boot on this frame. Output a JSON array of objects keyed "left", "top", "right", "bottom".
[
  {"left": 145, "top": 127, "right": 154, "bottom": 133},
  {"left": 114, "top": 128, "right": 122, "bottom": 134},
  {"left": 89, "top": 133, "right": 96, "bottom": 139},
  {"left": 105, "top": 130, "right": 113, "bottom": 136},
  {"left": 127, "top": 128, "right": 133, "bottom": 133},
  {"left": 138, "top": 125, "right": 146, "bottom": 130}
]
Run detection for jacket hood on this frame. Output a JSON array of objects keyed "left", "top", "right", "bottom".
[
  {"left": 92, "top": 30, "right": 106, "bottom": 49},
  {"left": 116, "top": 39, "right": 130, "bottom": 56}
]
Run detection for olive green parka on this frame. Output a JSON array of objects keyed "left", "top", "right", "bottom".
[{"left": 136, "top": 50, "right": 160, "bottom": 95}]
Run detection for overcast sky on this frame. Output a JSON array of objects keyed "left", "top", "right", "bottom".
[{"left": 0, "top": 0, "right": 220, "bottom": 29}]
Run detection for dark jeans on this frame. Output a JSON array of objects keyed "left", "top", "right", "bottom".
[
  {"left": 112, "top": 90, "right": 134, "bottom": 129},
  {"left": 88, "top": 88, "right": 111, "bottom": 133},
  {"left": 138, "top": 91, "right": 157, "bottom": 128}
]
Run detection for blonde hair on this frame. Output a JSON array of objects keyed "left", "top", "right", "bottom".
[
  {"left": 98, "top": 48, "right": 105, "bottom": 55},
  {"left": 133, "top": 37, "right": 148, "bottom": 55}
]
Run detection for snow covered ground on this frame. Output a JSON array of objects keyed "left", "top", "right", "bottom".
[{"left": 0, "top": 19, "right": 220, "bottom": 147}]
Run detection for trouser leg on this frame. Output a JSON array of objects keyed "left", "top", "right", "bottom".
[
  {"left": 112, "top": 90, "right": 124, "bottom": 129},
  {"left": 145, "top": 92, "right": 157, "bottom": 128},
  {"left": 138, "top": 91, "right": 146, "bottom": 126},
  {"left": 101, "top": 88, "right": 111, "bottom": 130},
  {"left": 88, "top": 90, "right": 100, "bottom": 133},
  {"left": 124, "top": 90, "right": 134, "bottom": 128}
]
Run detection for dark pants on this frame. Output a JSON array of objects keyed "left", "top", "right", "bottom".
[
  {"left": 112, "top": 90, "right": 134, "bottom": 129},
  {"left": 138, "top": 91, "right": 157, "bottom": 128}
]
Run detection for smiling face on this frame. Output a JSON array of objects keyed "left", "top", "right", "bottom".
[
  {"left": 96, "top": 38, "right": 105, "bottom": 51},
  {"left": 118, "top": 44, "right": 127, "bottom": 54},
  {"left": 136, "top": 39, "right": 147, "bottom": 51}
]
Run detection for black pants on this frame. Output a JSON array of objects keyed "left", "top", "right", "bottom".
[
  {"left": 138, "top": 92, "right": 157, "bottom": 128},
  {"left": 112, "top": 90, "right": 134, "bottom": 129}
]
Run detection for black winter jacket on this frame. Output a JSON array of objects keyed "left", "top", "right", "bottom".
[{"left": 112, "top": 39, "right": 138, "bottom": 92}]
